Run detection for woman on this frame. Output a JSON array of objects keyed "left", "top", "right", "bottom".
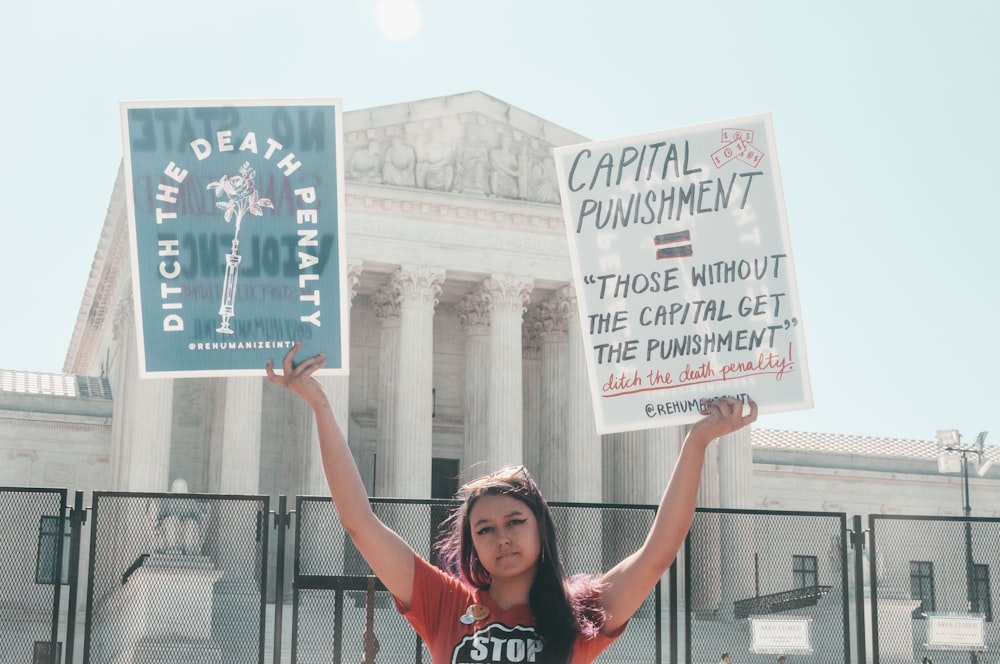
[{"left": 267, "top": 343, "right": 757, "bottom": 662}]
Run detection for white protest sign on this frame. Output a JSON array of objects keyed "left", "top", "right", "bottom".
[{"left": 554, "top": 114, "right": 811, "bottom": 434}]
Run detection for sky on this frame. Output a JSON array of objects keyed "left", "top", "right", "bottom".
[{"left": 1, "top": 0, "right": 997, "bottom": 445}]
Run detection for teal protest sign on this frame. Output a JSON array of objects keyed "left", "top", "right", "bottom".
[{"left": 121, "top": 99, "right": 347, "bottom": 377}]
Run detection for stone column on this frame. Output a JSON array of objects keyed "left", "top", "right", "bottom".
[
  {"left": 718, "top": 426, "right": 753, "bottom": 509},
  {"left": 536, "top": 296, "right": 569, "bottom": 500},
  {"left": 372, "top": 281, "right": 402, "bottom": 498},
  {"left": 123, "top": 376, "right": 174, "bottom": 492},
  {"left": 392, "top": 265, "right": 445, "bottom": 498},
  {"left": 109, "top": 298, "right": 133, "bottom": 490},
  {"left": 103, "top": 294, "right": 173, "bottom": 604},
  {"left": 212, "top": 379, "right": 265, "bottom": 659},
  {"left": 456, "top": 291, "right": 491, "bottom": 481},
  {"left": 216, "top": 377, "right": 263, "bottom": 494},
  {"left": 565, "top": 289, "right": 601, "bottom": 503},
  {"left": 482, "top": 275, "right": 533, "bottom": 470},
  {"left": 602, "top": 430, "right": 649, "bottom": 551},
  {"left": 304, "top": 262, "right": 363, "bottom": 496},
  {"left": 699, "top": 438, "right": 721, "bottom": 509},
  {"left": 690, "top": 431, "right": 723, "bottom": 614},
  {"left": 604, "top": 425, "right": 686, "bottom": 620},
  {"left": 718, "top": 425, "right": 755, "bottom": 615},
  {"left": 560, "top": 290, "right": 602, "bottom": 577},
  {"left": 606, "top": 426, "right": 684, "bottom": 505},
  {"left": 521, "top": 307, "right": 543, "bottom": 480},
  {"left": 110, "top": 296, "right": 174, "bottom": 492}
]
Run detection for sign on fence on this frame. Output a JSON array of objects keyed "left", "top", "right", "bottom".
[
  {"left": 120, "top": 99, "right": 348, "bottom": 377},
  {"left": 750, "top": 617, "right": 813, "bottom": 654},
  {"left": 926, "top": 614, "right": 985, "bottom": 650},
  {"left": 554, "top": 114, "right": 811, "bottom": 433}
]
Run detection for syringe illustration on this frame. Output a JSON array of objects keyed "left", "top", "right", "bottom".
[{"left": 207, "top": 162, "right": 273, "bottom": 334}]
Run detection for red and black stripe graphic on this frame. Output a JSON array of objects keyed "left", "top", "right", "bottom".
[{"left": 654, "top": 230, "right": 692, "bottom": 259}]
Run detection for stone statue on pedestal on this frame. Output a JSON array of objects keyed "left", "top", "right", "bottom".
[{"left": 148, "top": 478, "right": 208, "bottom": 556}]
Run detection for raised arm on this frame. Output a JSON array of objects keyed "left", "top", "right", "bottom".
[
  {"left": 597, "top": 397, "right": 758, "bottom": 634},
  {"left": 267, "top": 343, "right": 416, "bottom": 607}
]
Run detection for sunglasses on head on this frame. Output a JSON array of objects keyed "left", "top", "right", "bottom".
[{"left": 460, "top": 465, "right": 528, "bottom": 499}]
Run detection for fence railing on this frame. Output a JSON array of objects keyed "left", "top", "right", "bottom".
[
  {"left": 4, "top": 486, "right": 1000, "bottom": 663},
  {"left": 291, "top": 495, "right": 665, "bottom": 663},
  {"left": 81, "top": 491, "right": 270, "bottom": 664},
  {"left": 685, "top": 508, "right": 852, "bottom": 664},
  {"left": 0, "top": 487, "right": 67, "bottom": 664},
  {"left": 869, "top": 514, "right": 1000, "bottom": 664}
]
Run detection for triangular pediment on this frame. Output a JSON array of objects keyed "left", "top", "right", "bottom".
[{"left": 342, "top": 91, "right": 587, "bottom": 205}]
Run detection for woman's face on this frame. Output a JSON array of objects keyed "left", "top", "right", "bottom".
[{"left": 468, "top": 493, "right": 541, "bottom": 582}]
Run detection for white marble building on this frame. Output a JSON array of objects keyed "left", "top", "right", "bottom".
[{"left": 1, "top": 91, "right": 997, "bottom": 517}]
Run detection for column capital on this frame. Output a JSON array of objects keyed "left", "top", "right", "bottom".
[
  {"left": 457, "top": 291, "right": 490, "bottom": 335},
  {"left": 482, "top": 274, "right": 534, "bottom": 315},
  {"left": 395, "top": 265, "right": 446, "bottom": 309},
  {"left": 522, "top": 305, "right": 544, "bottom": 353},
  {"left": 557, "top": 284, "right": 578, "bottom": 309},
  {"left": 372, "top": 282, "right": 402, "bottom": 324},
  {"left": 346, "top": 261, "right": 364, "bottom": 305},
  {"left": 536, "top": 293, "right": 571, "bottom": 343}
]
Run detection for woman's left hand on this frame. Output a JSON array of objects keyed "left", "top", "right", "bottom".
[
  {"left": 689, "top": 397, "right": 758, "bottom": 444},
  {"left": 266, "top": 342, "right": 328, "bottom": 409}
]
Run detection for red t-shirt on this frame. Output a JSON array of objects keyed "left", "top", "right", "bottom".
[{"left": 395, "top": 553, "right": 624, "bottom": 663}]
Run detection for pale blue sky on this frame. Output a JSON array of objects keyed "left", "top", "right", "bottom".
[{"left": 1, "top": 0, "right": 996, "bottom": 443}]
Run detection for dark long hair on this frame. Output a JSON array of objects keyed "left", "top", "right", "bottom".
[{"left": 433, "top": 468, "right": 605, "bottom": 662}]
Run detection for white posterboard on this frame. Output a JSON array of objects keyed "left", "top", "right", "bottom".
[{"left": 554, "top": 113, "right": 811, "bottom": 433}]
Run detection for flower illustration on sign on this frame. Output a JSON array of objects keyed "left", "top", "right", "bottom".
[
  {"left": 207, "top": 162, "right": 274, "bottom": 334},
  {"left": 208, "top": 162, "right": 274, "bottom": 237}
]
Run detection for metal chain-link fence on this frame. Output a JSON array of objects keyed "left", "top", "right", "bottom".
[
  {"left": 293, "top": 497, "right": 432, "bottom": 663},
  {"left": 292, "top": 496, "right": 664, "bottom": 663},
  {"left": 82, "top": 491, "right": 270, "bottom": 664},
  {"left": 0, "top": 487, "right": 67, "bottom": 664},
  {"left": 685, "top": 508, "right": 850, "bottom": 664},
  {"left": 870, "top": 514, "right": 1000, "bottom": 664},
  {"left": 25, "top": 487, "right": 999, "bottom": 663},
  {"left": 552, "top": 500, "right": 663, "bottom": 663}
]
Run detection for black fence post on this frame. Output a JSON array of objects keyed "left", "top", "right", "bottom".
[
  {"left": 42, "top": 491, "right": 68, "bottom": 664},
  {"left": 868, "top": 514, "right": 880, "bottom": 664},
  {"left": 852, "top": 515, "right": 867, "bottom": 664},
  {"left": 664, "top": 562, "right": 672, "bottom": 664},
  {"left": 63, "top": 491, "right": 86, "bottom": 664},
  {"left": 273, "top": 495, "right": 289, "bottom": 664},
  {"left": 683, "top": 534, "right": 692, "bottom": 664}
]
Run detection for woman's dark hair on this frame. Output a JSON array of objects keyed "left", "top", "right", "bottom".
[{"left": 433, "top": 468, "right": 605, "bottom": 662}]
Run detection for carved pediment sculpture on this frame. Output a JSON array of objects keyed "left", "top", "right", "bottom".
[{"left": 344, "top": 112, "right": 562, "bottom": 205}]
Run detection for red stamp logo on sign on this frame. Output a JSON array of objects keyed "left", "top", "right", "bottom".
[{"left": 711, "top": 128, "right": 765, "bottom": 169}]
